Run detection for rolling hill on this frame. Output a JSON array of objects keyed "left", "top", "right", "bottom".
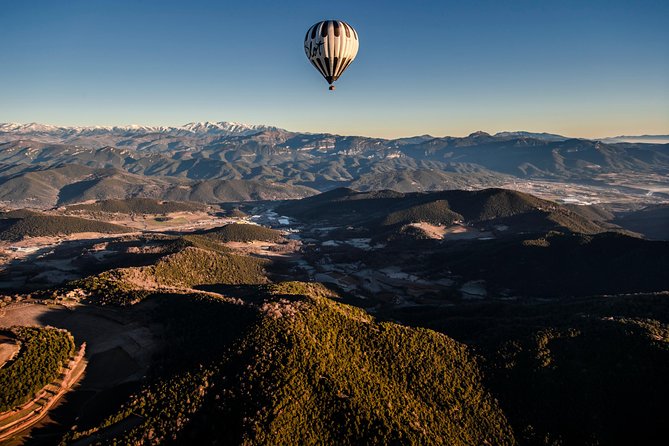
[
  {"left": 0, "top": 165, "right": 316, "bottom": 208},
  {"left": 65, "top": 198, "right": 208, "bottom": 214},
  {"left": 64, "top": 283, "right": 515, "bottom": 445},
  {"left": 199, "top": 223, "right": 284, "bottom": 243},
  {"left": 613, "top": 204, "right": 669, "bottom": 240},
  {"left": 428, "top": 231, "right": 669, "bottom": 297},
  {"left": 71, "top": 243, "right": 271, "bottom": 306},
  {"left": 382, "top": 293, "right": 669, "bottom": 445},
  {"left": 0, "top": 213, "right": 133, "bottom": 241},
  {"left": 0, "top": 182, "right": 664, "bottom": 445},
  {"left": 278, "top": 187, "right": 606, "bottom": 236}
]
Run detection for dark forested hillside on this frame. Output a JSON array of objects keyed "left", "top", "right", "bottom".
[
  {"left": 278, "top": 187, "right": 606, "bottom": 235},
  {"left": 63, "top": 284, "right": 515, "bottom": 446},
  {"left": 0, "top": 214, "right": 133, "bottom": 241},
  {"left": 428, "top": 231, "right": 669, "bottom": 297},
  {"left": 614, "top": 204, "right": 669, "bottom": 240},
  {"left": 0, "top": 183, "right": 666, "bottom": 446},
  {"left": 382, "top": 294, "right": 669, "bottom": 445},
  {"left": 65, "top": 198, "right": 207, "bottom": 214}
]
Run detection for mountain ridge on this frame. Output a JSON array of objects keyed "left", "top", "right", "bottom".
[
  {"left": 1, "top": 123, "right": 668, "bottom": 208},
  {"left": 2, "top": 122, "right": 666, "bottom": 142},
  {"left": 0, "top": 121, "right": 279, "bottom": 137}
]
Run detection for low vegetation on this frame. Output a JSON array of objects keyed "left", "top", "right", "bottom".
[
  {"left": 225, "top": 207, "right": 248, "bottom": 219},
  {"left": 200, "top": 223, "right": 283, "bottom": 243},
  {"left": 0, "top": 209, "right": 44, "bottom": 219},
  {"left": 152, "top": 247, "right": 268, "bottom": 287},
  {"left": 380, "top": 200, "right": 462, "bottom": 226},
  {"left": 430, "top": 231, "right": 669, "bottom": 296},
  {"left": 0, "top": 327, "right": 75, "bottom": 412},
  {"left": 66, "top": 283, "right": 514, "bottom": 445},
  {"left": 279, "top": 187, "right": 605, "bottom": 236},
  {"left": 0, "top": 214, "right": 132, "bottom": 241},
  {"left": 66, "top": 198, "right": 207, "bottom": 214},
  {"left": 384, "top": 294, "right": 669, "bottom": 445},
  {"left": 234, "top": 293, "right": 513, "bottom": 445},
  {"left": 265, "top": 281, "right": 338, "bottom": 299},
  {"left": 70, "top": 246, "right": 268, "bottom": 305},
  {"left": 167, "top": 234, "right": 232, "bottom": 254},
  {"left": 69, "top": 269, "right": 150, "bottom": 306}
]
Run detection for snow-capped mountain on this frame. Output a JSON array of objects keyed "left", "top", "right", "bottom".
[
  {"left": 179, "top": 121, "right": 279, "bottom": 135},
  {"left": 0, "top": 123, "right": 65, "bottom": 133},
  {"left": 493, "top": 131, "right": 568, "bottom": 142},
  {"left": 0, "top": 121, "right": 280, "bottom": 137}
]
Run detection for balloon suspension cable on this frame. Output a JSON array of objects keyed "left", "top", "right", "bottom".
[{"left": 329, "top": 85, "right": 335, "bottom": 91}]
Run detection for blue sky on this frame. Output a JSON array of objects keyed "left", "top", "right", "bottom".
[{"left": 1, "top": 0, "right": 667, "bottom": 138}]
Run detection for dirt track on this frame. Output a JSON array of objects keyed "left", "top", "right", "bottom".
[
  {"left": 0, "top": 344, "right": 87, "bottom": 443},
  {"left": 0, "top": 301, "right": 161, "bottom": 445}
]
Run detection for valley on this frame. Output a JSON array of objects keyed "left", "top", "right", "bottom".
[
  {"left": 0, "top": 123, "right": 667, "bottom": 445},
  {"left": 0, "top": 187, "right": 666, "bottom": 445}
]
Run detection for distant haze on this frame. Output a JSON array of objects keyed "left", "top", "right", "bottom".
[{"left": 600, "top": 135, "right": 669, "bottom": 144}]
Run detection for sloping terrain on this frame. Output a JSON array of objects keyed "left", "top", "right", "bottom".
[
  {"left": 1, "top": 125, "right": 668, "bottom": 204},
  {"left": 0, "top": 213, "right": 133, "bottom": 241},
  {"left": 381, "top": 200, "right": 463, "bottom": 227},
  {"left": 427, "top": 231, "right": 669, "bottom": 297},
  {"left": 0, "top": 165, "right": 316, "bottom": 208},
  {"left": 64, "top": 284, "right": 514, "bottom": 446},
  {"left": 563, "top": 203, "right": 615, "bottom": 222},
  {"left": 65, "top": 198, "right": 207, "bottom": 214},
  {"left": 0, "top": 184, "right": 666, "bottom": 446},
  {"left": 71, "top": 245, "right": 270, "bottom": 305},
  {"left": 198, "top": 223, "right": 283, "bottom": 243},
  {"left": 383, "top": 294, "right": 669, "bottom": 445},
  {"left": 278, "top": 187, "right": 606, "bottom": 236},
  {"left": 1, "top": 126, "right": 668, "bottom": 183},
  {"left": 614, "top": 204, "right": 669, "bottom": 240},
  {"left": 0, "top": 327, "right": 75, "bottom": 412},
  {"left": 348, "top": 166, "right": 512, "bottom": 192}
]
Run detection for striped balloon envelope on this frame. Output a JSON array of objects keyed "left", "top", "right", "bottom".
[{"left": 304, "top": 20, "right": 359, "bottom": 91}]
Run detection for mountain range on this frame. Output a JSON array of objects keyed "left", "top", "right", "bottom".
[{"left": 0, "top": 122, "right": 668, "bottom": 207}]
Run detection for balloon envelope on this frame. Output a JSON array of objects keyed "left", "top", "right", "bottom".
[{"left": 304, "top": 20, "right": 359, "bottom": 89}]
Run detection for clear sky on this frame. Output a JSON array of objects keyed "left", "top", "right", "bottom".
[{"left": 1, "top": 0, "right": 668, "bottom": 138}]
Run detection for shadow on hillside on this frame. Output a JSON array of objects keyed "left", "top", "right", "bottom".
[
  {"left": 22, "top": 300, "right": 159, "bottom": 445},
  {"left": 375, "top": 294, "right": 669, "bottom": 446},
  {"left": 0, "top": 237, "right": 170, "bottom": 294},
  {"left": 56, "top": 178, "right": 102, "bottom": 206},
  {"left": 194, "top": 283, "right": 268, "bottom": 303}
]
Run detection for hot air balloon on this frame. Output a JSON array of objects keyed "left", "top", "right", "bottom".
[{"left": 304, "top": 20, "right": 359, "bottom": 91}]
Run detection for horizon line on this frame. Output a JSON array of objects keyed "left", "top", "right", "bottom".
[{"left": 1, "top": 121, "right": 668, "bottom": 141}]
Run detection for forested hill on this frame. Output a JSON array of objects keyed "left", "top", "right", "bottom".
[{"left": 277, "top": 187, "right": 607, "bottom": 234}]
